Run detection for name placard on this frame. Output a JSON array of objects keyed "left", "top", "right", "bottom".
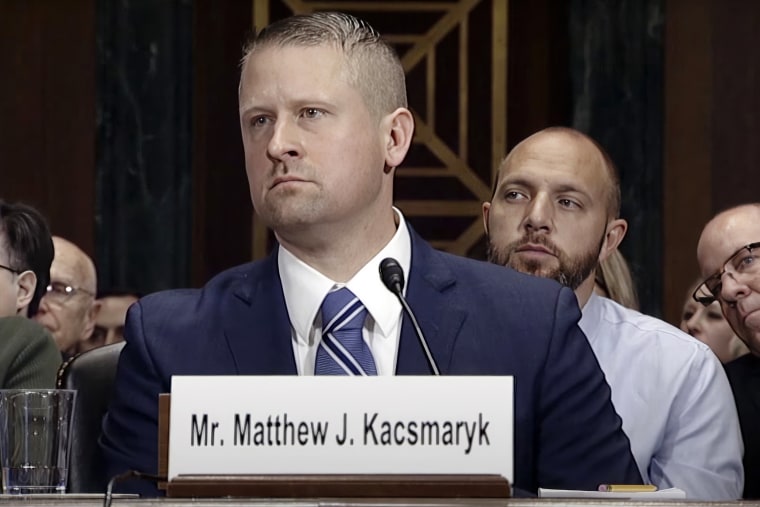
[{"left": 168, "top": 376, "right": 513, "bottom": 482}]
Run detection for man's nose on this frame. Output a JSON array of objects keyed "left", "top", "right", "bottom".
[
  {"left": 266, "top": 118, "right": 301, "bottom": 162},
  {"left": 720, "top": 271, "right": 751, "bottom": 305},
  {"left": 523, "top": 195, "right": 552, "bottom": 232}
]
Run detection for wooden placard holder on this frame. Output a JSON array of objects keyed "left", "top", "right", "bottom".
[{"left": 157, "top": 393, "right": 510, "bottom": 498}]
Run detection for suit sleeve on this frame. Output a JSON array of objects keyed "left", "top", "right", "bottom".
[
  {"left": 536, "top": 287, "right": 642, "bottom": 489},
  {"left": 4, "top": 324, "right": 61, "bottom": 389},
  {"left": 100, "top": 301, "right": 165, "bottom": 496}
]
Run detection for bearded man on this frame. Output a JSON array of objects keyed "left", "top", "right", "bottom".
[{"left": 482, "top": 127, "right": 743, "bottom": 500}]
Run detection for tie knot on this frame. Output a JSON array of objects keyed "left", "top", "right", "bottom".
[
  {"left": 316, "top": 287, "right": 375, "bottom": 375},
  {"left": 321, "top": 287, "right": 366, "bottom": 333}
]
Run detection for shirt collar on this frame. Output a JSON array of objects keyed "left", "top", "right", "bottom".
[
  {"left": 578, "top": 292, "right": 604, "bottom": 344},
  {"left": 279, "top": 207, "right": 411, "bottom": 344}
]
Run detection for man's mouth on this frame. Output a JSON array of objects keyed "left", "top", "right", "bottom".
[
  {"left": 271, "top": 175, "right": 306, "bottom": 189},
  {"left": 516, "top": 243, "right": 555, "bottom": 256},
  {"left": 738, "top": 302, "right": 760, "bottom": 325}
]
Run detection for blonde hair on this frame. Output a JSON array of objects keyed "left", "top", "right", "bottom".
[
  {"left": 241, "top": 11, "right": 407, "bottom": 119},
  {"left": 595, "top": 249, "right": 639, "bottom": 310}
]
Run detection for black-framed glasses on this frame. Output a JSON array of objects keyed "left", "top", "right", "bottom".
[
  {"left": 693, "top": 241, "right": 760, "bottom": 306},
  {"left": 44, "top": 281, "right": 95, "bottom": 303},
  {"left": 0, "top": 263, "right": 21, "bottom": 275}
]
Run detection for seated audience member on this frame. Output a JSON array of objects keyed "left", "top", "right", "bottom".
[
  {"left": 79, "top": 290, "right": 139, "bottom": 353},
  {"left": 34, "top": 236, "right": 99, "bottom": 360},
  {"left": 483, "top": 126, "right": 743, "bottom": 500},
  {"left": 696, "top": 203, "right": 760, "bottom": 499},
  {"left": 593, "top": 249, "right": 639, "bottom": 310},
  {"left": 0, "top": 200, "right": 61, "bottom": 386},
  {"left": 681, "top": 278, "right": 748, "bottom": 363},
  {"left": 0, "top": 199, "right": 55, "bottom": 318},
  {"left": 0, "top": 317, "right": 61, "bottom": 388},
  {"left": 101, "top": 12, "right": 642, "bottom": 497}
]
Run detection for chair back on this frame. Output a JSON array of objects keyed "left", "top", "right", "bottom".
[{"left": 57, "top": 342, "right": 125, "bottom": 493}]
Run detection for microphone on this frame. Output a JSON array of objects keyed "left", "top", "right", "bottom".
[{"left": 379, "top": 258, "right": 440, "bottom": 375}]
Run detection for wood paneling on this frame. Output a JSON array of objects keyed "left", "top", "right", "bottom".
[
  {"left": 664, "top": 0, "right": 760, "bottom": 325},
  {"left": 506, "top": 0, "right": 571, "bottom": 150},
  {"left": 712, "top": 0, "right": 760, "bottom": 211},
  {"left": 664, "top": 0, "right": 713, "bottom": 324},
  {"left": 0, "top": 0, "right": 96, "bottom": 255}
]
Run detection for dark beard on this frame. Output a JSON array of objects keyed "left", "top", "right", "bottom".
[{"left": 486, "top": 233, "right": 602, "bottom": 291}]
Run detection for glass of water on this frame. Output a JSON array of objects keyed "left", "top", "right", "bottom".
[{"left": 0, "top": 389, "right": 76, "bottom": 494}]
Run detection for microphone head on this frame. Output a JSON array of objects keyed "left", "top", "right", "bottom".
[{"left": 379, "top": 257, "right": 405, "bottom": 294}]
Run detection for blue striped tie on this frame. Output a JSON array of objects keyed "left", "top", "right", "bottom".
[{"left": 315, "top": 287, "right": 377, "bottom": 375}]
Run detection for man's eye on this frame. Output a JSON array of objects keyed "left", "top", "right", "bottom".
[
  {"left": 558, "top": 198, "right": 579, "bottom": 209},
  {"left": 302, "top": 108, "right": 324, "bottom": 119},
  {"left": 504, "top": 191, "right": 525, "bottom": 201},
  {"left": 738, "top": 253, "right": 757, "bottom": 270},
  {"left": 250, "top": 116, "right": 269, "bottom": 127}
]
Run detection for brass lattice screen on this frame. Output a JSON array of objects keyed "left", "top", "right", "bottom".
[{"left": 250, "top": 0, "right": 507, "bottom": 260}]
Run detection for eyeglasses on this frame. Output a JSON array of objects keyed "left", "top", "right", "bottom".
[
  {"left": 44, "top": 281, "right": 95, "bottom": 303},
  {"left": 0, "top": 263, "right": 20, "bottom": 275},
  {"left": 693, "top": 241, "right": 760, "bottom": 306}
]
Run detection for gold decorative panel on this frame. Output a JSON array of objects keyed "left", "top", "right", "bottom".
[{"left": 251, "top": 0, "right": 508, "bottom": 259}]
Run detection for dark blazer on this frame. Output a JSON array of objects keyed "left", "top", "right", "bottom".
[
  {"left": 725, "top": 353, "right": 760, "bottom": 499},
  {"left": 101, "top": 230, "right": 640, "bottom": 496},
  {"left": 0, "top": 316, "right": 61, "bottom": 389}
]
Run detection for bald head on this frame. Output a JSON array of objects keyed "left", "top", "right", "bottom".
[
  {"left": 697, "top": 204, "right": 760, "bottom": 278},
  {"left": 494, "top": 127, "right": 621, "bottom": 220},
  {"left": 33, "top": 236, "right": 99, "bottom": 358},
  {"left": 696, "top": 203, "right": 760, "bottom": 355},
  {"left": 51, "top": 236, "right": 97, "bottom": 293}
]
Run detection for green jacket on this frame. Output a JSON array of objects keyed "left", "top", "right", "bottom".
[{"left": 0, "top": 316, "right": 61, "bottom": 388}]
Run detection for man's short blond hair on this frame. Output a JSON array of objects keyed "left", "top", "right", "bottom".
[{"left": 241, "top": 11, "right": 407, "bottom": 120}]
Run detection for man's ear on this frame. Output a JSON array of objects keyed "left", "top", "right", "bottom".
[
  {"left": 80, "top": 299, "right": 102, "bottom": 343},
  {"left": 599, "top": 218, "right": 628, "bottom": 262},
  {"left": 383, "top": 107, "right": 414, "bottom": 171},
  {"left": 15, "top": 270, "right": 36, "bottom": 316},
  {"left": 482, "top": 202, "right": 491, "bottom": 235}
]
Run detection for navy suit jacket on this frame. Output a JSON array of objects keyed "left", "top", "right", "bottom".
[
  {"left": 101, "top": 229, "right": 640, "bottom": 495},
  {"left": 725, "top": 354, "right": 760, "bottom": 499}
]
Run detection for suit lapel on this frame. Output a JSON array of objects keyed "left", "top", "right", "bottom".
[
  {"left": 221, "top": 249, "right": 298, "bottom": 375},
  {"left": 395, "top": 230, "right": 466, "bottom": 375},
  {"left": 218, "top": 229, "right": 466, "bottom": 376}
]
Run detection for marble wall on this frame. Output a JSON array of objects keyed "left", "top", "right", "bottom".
[
  {"left": 95, "top": 0, "right": 193, "bottom": 294},
  {"left": 569, "top": 0, "right": 665, "bottom": 316}
]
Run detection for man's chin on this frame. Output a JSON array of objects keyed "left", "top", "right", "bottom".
[
  {"left": 508, "top": 259, "right": 558, "bottom": 279},
  {"left": 739, "top": 310, "right": 760, "bottom": 352}
]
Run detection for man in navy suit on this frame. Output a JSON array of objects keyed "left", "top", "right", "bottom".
[{"left": 100, "top": 11, "right": 641, "bottom": 496}]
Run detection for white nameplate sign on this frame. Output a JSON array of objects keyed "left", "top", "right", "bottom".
[{"left": 168, "top": 376, "right": 513, "bottom": 482}]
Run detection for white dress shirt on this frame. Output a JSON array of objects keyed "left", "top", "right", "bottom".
[
  {"left": 279, "top": 208, "right": 411, "bottom": 376},
  {"left": 579, "top": 293, "right": 744, "bottom": 500}
]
